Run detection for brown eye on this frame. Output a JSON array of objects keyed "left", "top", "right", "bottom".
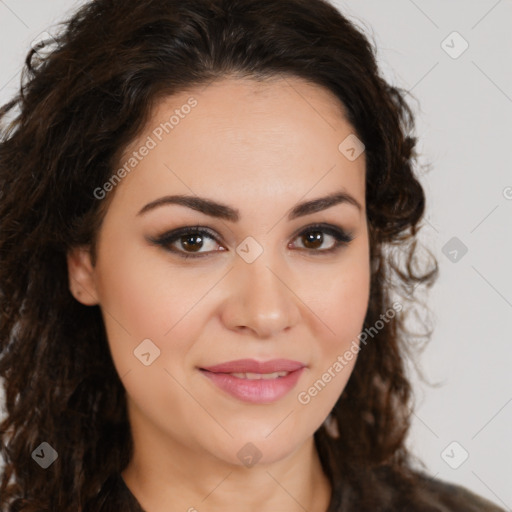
[
  {"left": 300, "top": 230, "right": 326, "bottom": 250},
  {"left": 150, "top": 226, "right": 223, "bottom": 259},
  {"left": 291, "top": 224, "right": 354, "bottom": 254},
  {"left": 149, "top": 223, "right": 354, "bottom": 260},
  {"left": 179, "top": 233, "right": 207, "bottom": 253}
]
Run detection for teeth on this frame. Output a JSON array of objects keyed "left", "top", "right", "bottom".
[{"left": 229, "top": 371, "right": 289, "bottom": 380}]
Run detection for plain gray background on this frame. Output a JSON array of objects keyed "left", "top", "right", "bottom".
[{"left": 0, "top": 0, "right": 511, "bottom": 509}]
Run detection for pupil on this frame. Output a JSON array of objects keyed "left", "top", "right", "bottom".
[
  {"left": 305, "top": 231, "right": 322, "bottom": 249},
  {"left": 183, "top": 234, "right": 203, "bottom": 252}
]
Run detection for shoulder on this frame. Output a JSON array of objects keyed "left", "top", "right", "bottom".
[
  {"left": 409, "top": 471, "right": 506, "bottom": 512},
  {"left": 370, "top": 465, "right": 507, "bottom": 512}
]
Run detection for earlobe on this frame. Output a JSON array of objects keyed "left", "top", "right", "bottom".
[{"left": 66, "top": 246, "right": 100, "bottom": 306}]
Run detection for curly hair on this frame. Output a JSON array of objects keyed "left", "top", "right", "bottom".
[{"left": 0, "top": 0, "right": 439, "bottom": 510}]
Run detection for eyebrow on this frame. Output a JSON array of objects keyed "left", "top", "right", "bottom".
[{"left": 137, "top": 190, "right": 362, "bottom": 221}]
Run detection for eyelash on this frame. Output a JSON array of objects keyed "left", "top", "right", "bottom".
[{"left": 148, "top": 223, "right": 354, "bottom": 260}]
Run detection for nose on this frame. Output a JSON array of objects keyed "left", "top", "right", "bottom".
[{"left": 220, "top": 250, "right": 301, "bottom": 339}]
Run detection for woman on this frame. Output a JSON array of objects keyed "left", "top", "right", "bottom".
[{"left": 0, "top": 0, "right": 505, "bottom": 510}]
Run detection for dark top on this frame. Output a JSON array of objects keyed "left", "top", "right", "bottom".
[{"left": 86, "top": 469, "right": 507, "bottom": 511}]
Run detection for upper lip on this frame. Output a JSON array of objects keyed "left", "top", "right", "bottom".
[{"left": 200, "top": 359, "right": 305, "bottom": 374}]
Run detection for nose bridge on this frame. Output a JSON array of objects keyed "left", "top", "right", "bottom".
[{"left": 223, "top": 244, "right": 300, "bottom": 337}]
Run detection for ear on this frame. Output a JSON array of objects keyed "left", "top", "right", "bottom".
[{"left": 66, "top": 246, "right": 100, "bottom": 306}]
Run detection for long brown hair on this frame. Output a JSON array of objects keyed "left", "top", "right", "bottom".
[{"left": 0, "top": 0, "right": 438, "bottom": 509}]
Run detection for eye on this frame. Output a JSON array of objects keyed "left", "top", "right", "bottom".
[
  {"left": 148, "top": 223, "right": 354, "bottom": 259},
  {"left": 148, "top": 225, "right": 223, "bottom": 259},
  {"left": 289, "top": 223, "right": 354, "bottom": 254}
]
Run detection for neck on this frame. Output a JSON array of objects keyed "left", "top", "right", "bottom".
[{"left": 122, "top": 431, "right": 332, "bottom": 512}]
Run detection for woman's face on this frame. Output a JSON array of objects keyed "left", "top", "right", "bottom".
[{"left": 69, "top": 76, "right": 370, "bottom": 467}]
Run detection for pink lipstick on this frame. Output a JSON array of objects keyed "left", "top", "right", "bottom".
[{"left": 199, "top": 359, "right": 305, "bottom": 404}]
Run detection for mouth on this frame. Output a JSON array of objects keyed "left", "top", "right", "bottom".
[
  {"left": 218, "top": 370, "right": 291, "bottom": 380},
  {"left": 198, "top": 359, "right": 306, "bottom": 404},
  {"left": 200, "top": 358, "right": 305, "bottom": 374}
]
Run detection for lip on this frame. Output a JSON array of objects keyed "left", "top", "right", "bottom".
[
  {"left": 200, "top": 367, "right": 305, "bottom": 404},
  {"left": 200, "top": 358, "right": 305, "bottom": 374},
  {"left": 198, "top": 359, "right": 306, "bottom": 404}
]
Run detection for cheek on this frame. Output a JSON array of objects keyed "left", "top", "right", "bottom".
[
  {"left": 97, "top": 218, "right": 213, "bottom": 328},
  {"left": 294, "top": 255, "right": 369, "bottom": 420},
  {"left": 308, "top": 247, "right": 371, "bottom": 348},
  {"left": 93, "top": 228, "right": 203, "bottom": 375},
  {"left": 326, "top": 267, "right": 370, "bottom": 345}
]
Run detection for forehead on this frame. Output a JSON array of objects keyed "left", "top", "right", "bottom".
[
  {"left": 152, "top": 75, "right": 351, "bottom": 141},
  {"left": 112, "top": 76, "right": 366, "bottom": 216}
]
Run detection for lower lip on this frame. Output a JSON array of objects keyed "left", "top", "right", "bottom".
[{"left": 199, "top": 368, "right": 305, "bottom": 404}]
